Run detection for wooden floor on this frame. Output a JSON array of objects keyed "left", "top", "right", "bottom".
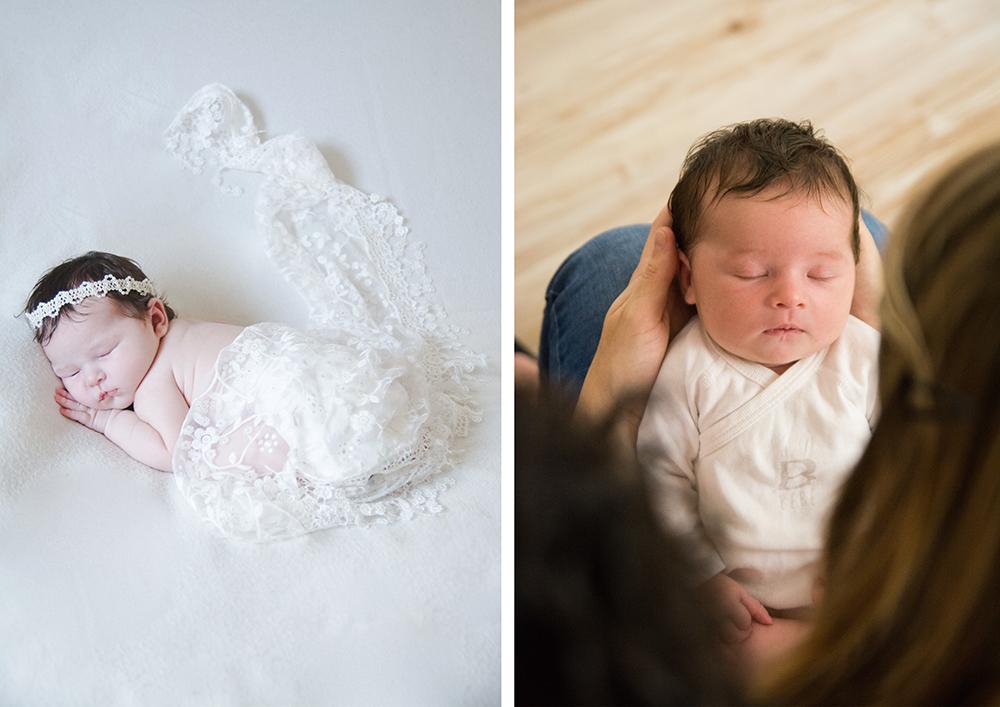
[{"left": 515, "top": 0, "right": 1000, "bottom": 349}]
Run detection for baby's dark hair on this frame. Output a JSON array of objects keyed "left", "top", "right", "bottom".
[
  {"left": 23, "top": 251, "right": 176, "bottom": 346},
  {"left": 669, "top": 118, "right": 860, "bottom": 262}
]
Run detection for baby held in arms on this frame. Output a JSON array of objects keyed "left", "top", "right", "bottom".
[
  {"left": 26, "top": 251, "right": 245, "bottom": 472},
  {"left": 637, "top": 120, "right": 881, "bottom": 657}
]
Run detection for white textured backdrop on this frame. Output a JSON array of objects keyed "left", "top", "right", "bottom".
[{"left": 0, "top": 1, "right": 499, "bottom": 705}]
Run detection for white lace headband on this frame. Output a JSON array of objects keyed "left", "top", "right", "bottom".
[{"left": 26, "top": 274, "right": 157, "bottom": 330}]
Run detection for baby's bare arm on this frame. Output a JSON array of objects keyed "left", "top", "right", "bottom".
[
  {"left": 104, "top": 410, "right": 173, "bottom": 471},
  {"left": 55, "top": 384, "right": 188, "bottom": 472},
  {"left": 132, "top": 380, "right": 190, "bottom": 469}
]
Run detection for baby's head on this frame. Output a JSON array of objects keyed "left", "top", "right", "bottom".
[
  {"left": 23, "top": 252, "right": 176, "bottom": 410},
  {"left": 669, "top": 119, "right": 859, "bottom": 373}
]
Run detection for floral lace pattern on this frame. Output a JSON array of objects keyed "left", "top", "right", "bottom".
[
  {"left": 27, "top": 274, "right": 156, "bottom": 329},
  {"left": 165, "top": 84, "right": 482, "bottom": 541}
]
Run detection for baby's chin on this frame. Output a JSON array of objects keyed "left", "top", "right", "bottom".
[
  {"left": 100, "top": 395, "right": 135, "bottom": 410},
  {"left": 731, "top": 342, "right": 822, "bottom": 371}
]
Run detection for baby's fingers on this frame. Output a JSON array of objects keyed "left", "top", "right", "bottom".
[
  {"left": 717, "top": 599, "right": 753, "bottom": 644},
  {"left": 59, "top": 406, "right": 89, "bottom": 425},
  {"left": 54, "top": 391, "right": 85, "bottom": 411},
  {"left": 740, "top": 591, "right": 773, "bottom": 626},
  {"left": 724, "top": 598, "right": 753, "bottom": 631}
]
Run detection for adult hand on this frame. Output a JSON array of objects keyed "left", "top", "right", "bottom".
[
  {"left": 576, "top": 206, "right": 693, "bottom": 443},
  {"left": 850, "top": 216, "right": 884, "bottom": 330}
]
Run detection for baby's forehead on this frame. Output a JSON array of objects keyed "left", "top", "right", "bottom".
[
  {"left": 708, "top": 184, "right": 851, "bottom": 214},
  {"left": 705, "top": 188, "right": 852, "bottom": 233},
  {"left": 687, "top": 197, "right": 854, "bottom": 269},
  {"left": 42, "top": 298, "right": 127, "bottom": 354}
]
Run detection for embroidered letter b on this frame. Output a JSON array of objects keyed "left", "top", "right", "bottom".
[{"left": 779, "top": 459, "right": 817, "bottom": 489}]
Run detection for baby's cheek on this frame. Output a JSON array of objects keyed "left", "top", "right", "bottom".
[{"left": 830, "top": 276, "right": 855, "bottom": 304}]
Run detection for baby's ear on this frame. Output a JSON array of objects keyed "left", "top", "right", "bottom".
[
  {"left": 677, "top": 251, "right": 696, "bottom": 305},
  {"left": 148, "top": 298, "right": 169, "bottom": 337}
]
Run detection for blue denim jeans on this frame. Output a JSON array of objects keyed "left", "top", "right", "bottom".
[{"left": 539, "top": 211, "right": 888, "bottom": 402}]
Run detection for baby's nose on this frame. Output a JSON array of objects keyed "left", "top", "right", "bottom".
[{"left": 769, "top": 278, "right": 806, "bottom": 308}]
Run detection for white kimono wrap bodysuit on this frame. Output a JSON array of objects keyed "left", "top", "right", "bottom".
[{"left": 637, "top": 315, "right": 879, "bottom": 608}]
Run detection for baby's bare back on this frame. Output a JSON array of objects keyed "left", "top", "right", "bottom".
[
  {"left": 154, "top": 318, "right": 246, "bottom": 405},
  {"left": 147, "top": 319, "right": 289, "bottom": 476},
  {"left": 87, "top": 318, "right": 247, "bottom": 472}
]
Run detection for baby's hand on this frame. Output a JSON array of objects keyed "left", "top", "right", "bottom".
[
  {"left": 54, "top": 387, "right": 114, "bottom": 434},
  {"left": 700, "top": 571, "right": 773, "bottom": 644}
]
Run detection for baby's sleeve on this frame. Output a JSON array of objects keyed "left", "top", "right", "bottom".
[{"left": 637, "top": 335, "right": 725, "bottom": 581}]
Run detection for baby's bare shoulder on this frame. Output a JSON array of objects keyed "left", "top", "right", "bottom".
[
  {"left": 172, "top": 318, "right": 246, "bottom": 349},
  {"left": 157, "top": 318, "right": 247, "bottom": 404}
]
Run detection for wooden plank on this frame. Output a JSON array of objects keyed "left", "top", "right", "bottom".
[{"left": 516, "top": 0, "right": 1000, "bottom": 349}]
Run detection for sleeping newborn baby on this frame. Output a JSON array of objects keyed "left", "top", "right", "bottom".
[
  {"left": 25, "top": 249, "right": 476, "bottom": 543},
  {"left": 637, "top": 119, "right": 881, "bottom": 649},
  {"left": 20, "top": 84, "right": 481, "bottom": 542},
  {"left": 31, "top": 253, "right": 244, "bottom": 472}
]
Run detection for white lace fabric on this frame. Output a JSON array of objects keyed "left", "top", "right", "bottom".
[{"left": 164, "top": 84, "right": 483, "bottom": 541}]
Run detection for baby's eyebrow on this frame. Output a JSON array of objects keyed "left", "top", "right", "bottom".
[
  {"left": 726, "top": 249, "right": 767, "bottom": 259},
  {"left": 85, "top": 338, "right": 115, "bottom": 355},
  {"left": 727, "top": 248, "right": 847, "bottom": 259},
  {"left": 812, "top": 250, "right": 850, "bottom": 260}
]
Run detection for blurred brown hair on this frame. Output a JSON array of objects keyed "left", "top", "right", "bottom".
[
  {"left": 756, "top": 142, "right": 1000, "bottom": 705},
  {"left": 23, "top": 251, "right": 176, "bottom": 346},
  {"left": 669, "top": 118, "right": 860, "bottom": 261},
  {"left": 516, "top": 388, "right": 740, "bottom": 706}
]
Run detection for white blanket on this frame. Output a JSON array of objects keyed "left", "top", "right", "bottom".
[{"left": 0, "top": 3, "right": 499, "bottom": 705}]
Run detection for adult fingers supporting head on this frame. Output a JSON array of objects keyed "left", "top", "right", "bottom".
[
  {"left": 577, "top": 207, "right": 677, "bottom": 424},
  {"left": 622, "top": 226, "right": 678, "bottom": 322},
  {"left": 850, "top": 212, "right": 885, "bottom": 330},
  {"left": 627, "top": 205, "right": 675, "bottom": 288},
  {"left": 651, "top": 202, "right": 673, "bottom": 231}
]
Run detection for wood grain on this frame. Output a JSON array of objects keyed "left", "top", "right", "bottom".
[{"left": 516, "top": 0, "right": 1000, "bottom": 349}]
